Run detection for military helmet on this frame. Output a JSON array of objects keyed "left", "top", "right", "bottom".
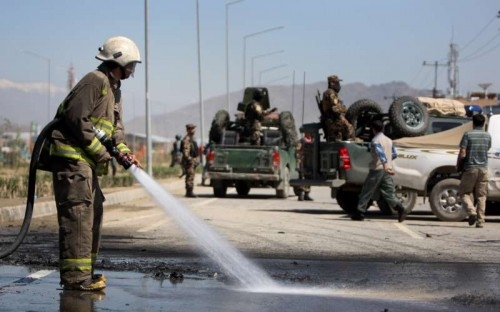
[
  {"left": 186, "top": 123, "right": 196, "bottom": 130},
  {"left": 175, "top": 134, "right": 182, "bottom": 140},
  {"left": 327, "top": 75, "right": 342, "bottom": 83},
  {"left": 96, "top": 36, "right": 141, "bottom": 67},
  {"left": 252, "top": 89, "right": 263, "bottom": 101}
]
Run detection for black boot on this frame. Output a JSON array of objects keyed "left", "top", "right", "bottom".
[
  {"left": 304, "top": 193, "right": 313, "bottom": 201},
  {"left": 298, "top": 192, "right": 304, "bottom": 201},
  {"left": 186, "top": 189, "right": 197, "bottom": 198},
  {"left": 396, "top": 204, "right": 407, "bottom": 223}
]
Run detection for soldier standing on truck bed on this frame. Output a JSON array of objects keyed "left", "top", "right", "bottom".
[
  {"left": 245, "top": 89, "right": 265, "bottom": 145},
  {"left": 320, "top": 75, "right": 354, "bottom": 141},
  {"left": 181, "top": 123, "right": 199, "bottom": 198}
]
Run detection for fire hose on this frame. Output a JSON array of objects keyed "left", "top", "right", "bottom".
[{"left": 0, "top": 121, "right": 131, "bottom": 259}]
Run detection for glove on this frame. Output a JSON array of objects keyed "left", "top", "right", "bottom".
[{"left": 125, "top": 153, "right": 143, "bottom": 169}]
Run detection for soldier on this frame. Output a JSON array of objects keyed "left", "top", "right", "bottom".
[
  {"left": 245, "top": 89, "right": 264, "bottom": 145},
  {"left": 181, "top": 123, "right": 199, "bottom": 198},
  {"left": 320, "top": 75, "right": 354, "bottom": 142},
  {"left": 296, "top": 133, "right": 314, "bottom": 201},
  {"left": 170, "top": 134, "right": 182, "bottom": 167}
]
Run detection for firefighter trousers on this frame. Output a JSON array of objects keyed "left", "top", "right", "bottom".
[{"left": 52, "top": 158, "right": 105, "bottom": 285}]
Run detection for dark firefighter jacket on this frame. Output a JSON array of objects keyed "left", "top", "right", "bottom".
[{"left": 49, "top": 64, "right": 131, "bottom": 175}]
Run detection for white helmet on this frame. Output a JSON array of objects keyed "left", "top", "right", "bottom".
[{"left": 96, "top": 36, "right": 141, "bottom": 67}]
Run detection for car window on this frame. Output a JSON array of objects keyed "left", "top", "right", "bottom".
[{"left": 429, "top": 121, "right": 466, "bottom": 134}]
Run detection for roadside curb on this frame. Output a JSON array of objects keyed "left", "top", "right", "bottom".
[{"left": 0, "top": 178, "right": 186, "bottom": 223}]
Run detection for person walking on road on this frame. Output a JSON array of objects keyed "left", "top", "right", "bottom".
[
  {"left": 457, "top": 113, "right": 491, "bottom": 228},
  {"left": 182, "top": 123, "right": 199, "bottom": 197},
  {"left": 350, "top": 120, "right": 407, "bottom": 222},
  {"left": 48, "top": 36, "right": 142, "bottom": 291}
]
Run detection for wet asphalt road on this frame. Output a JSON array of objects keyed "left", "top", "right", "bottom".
[{"left": 1, "top": 178, "right": 500, "bottom": 311}]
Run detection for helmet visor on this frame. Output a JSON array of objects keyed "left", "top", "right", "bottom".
[{"left": 124, "top": 62, "right": 137, "bottom": 77}]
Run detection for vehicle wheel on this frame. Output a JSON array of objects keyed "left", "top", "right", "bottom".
[
  {"left": 276, "top": 167, "right": 290, "bottom": 199},
  {"left": 389, "top": 96, "right": 429, "bottom": 138},
  {"left": 335, "top": 188, "right": 359, "bottom": 214},
  {"left": 235, "top": 181, "right": 250, "bottom": 196},
  {"left": 486, "top": 201, "right": 500, "bottom": 215},
  {"left": 209, "top": 110, "right": 230, "bottom": 143},
  {"left": 429, "top": 178, "right": 467, "bottom": 221},
  {"left": 212, "top": 180, "right": 227, "bottom": 198},
  {"left": 377, "top": 189, "right": 417, "bottom": 215},
  {"left": 346, "top": 99, "right": 383, "bottom": 141},
  {"left": 279, "top": 111, "right": 298, "bottom": 149}
]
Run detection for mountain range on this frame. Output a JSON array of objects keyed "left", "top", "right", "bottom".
[{"left": 0, "top": 80, "right": 429, "bottom": 139}]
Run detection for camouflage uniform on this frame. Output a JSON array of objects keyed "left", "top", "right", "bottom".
[
  {"left": 182, "top": 124, "right": 199, "bottom": 197},
  {"left": 320, "top": 75, "right": 354, "bottom": 142},
  {"left": 245, "top": 101, "right": 263, "bottom": 145},
  {"left": 296, "top": 135, "right": 313, "bottom": 201}
]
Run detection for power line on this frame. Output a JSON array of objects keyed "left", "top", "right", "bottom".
[
  {"left": 459, "top": 30, "right": 500, "bottom": 62},
  {"left": 459, "top": 15, "right": 497, "bottom": 52},
  {"left": 459, "top": 39, "right": 500, "bottom": 63}
]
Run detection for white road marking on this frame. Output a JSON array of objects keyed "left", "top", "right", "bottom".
[{"left": 394, "top": 223, "right": 423, "bottom": 239}]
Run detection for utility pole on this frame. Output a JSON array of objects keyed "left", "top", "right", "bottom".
[{"left": 422, "top": 60, "right": 447, "bottom": 98}]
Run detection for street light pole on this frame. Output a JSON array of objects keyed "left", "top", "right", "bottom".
[
  {"left": 22, "top": 50, "right": 51, "bottom": 122},
  {"left": 243, "top": 26, "right": 284, "bottom": 89},
  {"left": 144, "top": 0, "right": 153, "bottom": 175},
  {"left": 258, "top": 64, "right": 287, "bottom": 85},
  {"left": 251, "top": 49, "right": 284, "bottom": 86},
  {"left": 225, "top": 0, "right": 244, "bottom": 112},
  {"left": 196, "top": 0, "right": 205, "bottom": 151}
]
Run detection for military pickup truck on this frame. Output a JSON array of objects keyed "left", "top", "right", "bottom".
[
  {"left": 205, "top": 87, "right": 299, "bottom": 198},
  {"left": 290, "top": 96, "right": 472, "bottom": 215},
  {"left": 393, "top": 114, "right": 500, "bottom": 221}
]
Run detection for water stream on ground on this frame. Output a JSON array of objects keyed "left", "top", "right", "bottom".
[{"left": 129, "top": 166, "right": 278, "bottom": 290}]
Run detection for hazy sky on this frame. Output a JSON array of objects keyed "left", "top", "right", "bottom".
[{"left": 1, "top": 0, "right": 499, "bottom": 121}]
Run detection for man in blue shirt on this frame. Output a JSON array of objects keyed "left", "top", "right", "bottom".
[
  {"left": 457, "top": 114, "right": 491, "bottom": 228},
  {"left": 351, "top": 120, "right": 407, "bottom": 222}
]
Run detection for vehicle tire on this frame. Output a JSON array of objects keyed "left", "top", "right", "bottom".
[
  {"left": 276, "top": 167, "right": 290, "bottom": 199},
  {"left": 377, "top": 189, "right": 417, "bottom": 215},
  {"left": 345, "top": 99, "right": 383, "bottom": 140},
  {"left": 212, "top": 180, "right": 227, "bottom": 198},
  {"left": 389, "top": 96, "right": 429, "bottom": 138},
  {"left": 209, "top": 110, "right": 230, "bottom": 143},
  {"left": 335, "top": 187, "right": 359, "bottom": 214},
  {"left": 429, "top": 178, "right": 467, "bottom": 221},
  {"left": 235, "top": 181, "right": 250, "bottom": 196},
  {"left": 486, "top": 201, "right": 500, "bottom": 215},
  {"left": 279, "top": 111, "right": 298, "bottom": 148}
]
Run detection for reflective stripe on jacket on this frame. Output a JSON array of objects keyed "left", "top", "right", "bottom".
[{"left": 49, "top": 65, "right": 131, "bottom": 175}]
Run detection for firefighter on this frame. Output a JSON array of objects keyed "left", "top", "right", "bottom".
[{"left": 48, "top": 36, "right": 142, "bottom": 291}]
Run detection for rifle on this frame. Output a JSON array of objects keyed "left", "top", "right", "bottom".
[{"left": 315, "top": 90, "right": 322, "bottom": 113}]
